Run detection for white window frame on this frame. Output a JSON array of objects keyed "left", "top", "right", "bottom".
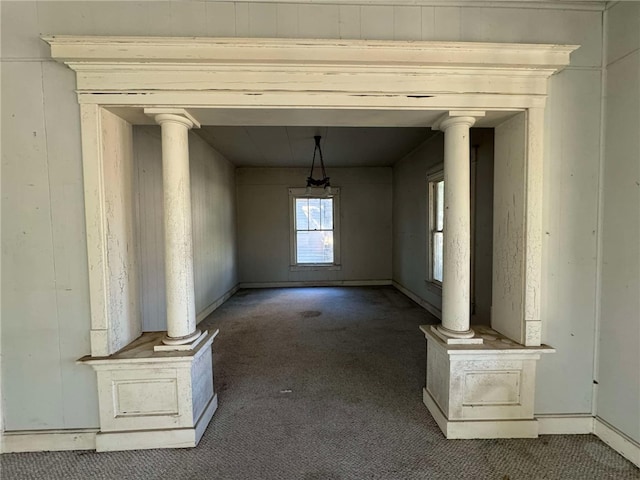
[
  {"left": 426, "top": 168, "right": 444, "bottom": 288},
  {"left": 289, "top": 187, "right": 341, "bottom": 271}
]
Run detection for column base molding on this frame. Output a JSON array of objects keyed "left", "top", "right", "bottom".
[
  {"left": 420, "top": 324, "right": 554, "bottom": 439},
  {"left": 431, "top": 325, "right": 483, "bottom": 345},
  {"left": 423, "top": 388, "right": 539, "bottom": 439},
  {"left": 154, "top": 329, "right": 214, "bottom": 352},
  {"left": 95, "top": 395, "right": 218, "bottom": 452}
]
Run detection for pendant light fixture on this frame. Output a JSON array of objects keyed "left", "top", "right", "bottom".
[{"left": 306, "top": 135, "right": 332, "bottom": 195}]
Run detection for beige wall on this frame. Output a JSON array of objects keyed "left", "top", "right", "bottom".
[
  {"left": 596, "top": 2, "right": 640, "bottom": 443},
  {"left": 133, "top": 127, "right": 238, "bottom": 333},
  {"left": 237, "top": 167, "right": 392, "bottom": 285},
  {"left": 1, "top": 0, "right": 608, "bottom": 429}
]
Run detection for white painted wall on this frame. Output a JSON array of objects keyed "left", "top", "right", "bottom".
[
  {"left": 596, "top": 2, "right": 640, "bottom": 443},
  {"left": 393, "top": 134, "right": 445, "bottom": 311},
  {"left": 0, "top": 1, "right": 608, "bottom": 429},
  {"left": 237, "top": 167, "right": 392, "bottom": 284},
  {"left": 133, "top": 127, "right": 238, "bottom": 332},
  {"left": 392, "top": 129, "right": 494, "bottom": 324},
  {"left": 2, "top": 27, "right": 98, "bottom": 429}
]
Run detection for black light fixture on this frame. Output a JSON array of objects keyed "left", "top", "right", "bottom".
[{"left": 306, "top": 135, "right": 331, "bottom": 195}]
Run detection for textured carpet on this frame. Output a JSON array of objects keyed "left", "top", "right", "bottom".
[{"left": 2, "top": 287, "right": 638, "bottom": 480}]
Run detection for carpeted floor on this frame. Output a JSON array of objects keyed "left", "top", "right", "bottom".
[{"left": 2, "top": 287, "right": 638, "bottom": 480}]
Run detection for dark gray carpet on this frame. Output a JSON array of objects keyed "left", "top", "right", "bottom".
[{"left": 2, "top": 287, "right": 638, "bottom": 479}]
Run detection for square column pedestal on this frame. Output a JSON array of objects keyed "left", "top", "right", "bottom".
[
  {"left": 421, "top": 325, "right": 554, "bottom": 439},
  {"left": 81, "top": 330, "right": 219, "bottom": 452}
]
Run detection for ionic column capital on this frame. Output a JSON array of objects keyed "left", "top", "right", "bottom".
[
  {"left": 432, "top": 111, "right": 485, "bottom": 132},
  {"left": 144, "top": 108, "right": 201, "bottom": 129}
]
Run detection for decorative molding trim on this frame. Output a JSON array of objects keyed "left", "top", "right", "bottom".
[
  {"left": 203, "top": 1, "right": 606, "bottom": 11},
  {"left": 393, "top": 281, "right": 442, "bottom": 320},
  {"left": 43, "top": 37, "right": 577, "bottom": 110},
  {"left": 594, "top": 417, "right": 640, "bottom": 468},
  {"left": 239, "top": 280, "right": 392, "bottom": 289},
  {"left": 536, "top": 414, "right": 594, "bottom": 435},
  {"left": 196, "top": 284, "right": 239, "bottom": 324},
  {"left": 2, "top": 429, "right": 98, "bottom": 453},
  {"left": 423, "top": 388, "right": 539, "bottom": 439},
  {"left": 43, "top": 36, "right": 578, "bottom": 69},
  {"left": 95, "top": 395, "right": 218, "bottom": 452}
]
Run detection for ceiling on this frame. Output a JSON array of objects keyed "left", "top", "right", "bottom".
[
  {"left": 197, "top": 126, "right": 438, "bottom": 167},
  {"left": 111, "top": 107, "right": 514, "bottom": 168}
]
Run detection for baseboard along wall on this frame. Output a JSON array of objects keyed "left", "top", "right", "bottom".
[
  {"left": 392, "top": 281, "right": 442, "bottom": 320},
  {"left": 4, "top": 414, "right": 638, "bottom": 466},
  {"left": 239, "top": 280, "right": 392, "bottom": 289}
]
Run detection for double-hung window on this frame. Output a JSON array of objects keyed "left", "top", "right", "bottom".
[
  {"left": 427, "top": 170, "right": 444, "bottom": 285},
  {"left": 289, "top": 188, "right": 341, "bottom": 269}
]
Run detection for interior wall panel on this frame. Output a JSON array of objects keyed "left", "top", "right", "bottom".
[{"left": 596, "top": 1, "right": 640, "bottom": 443}]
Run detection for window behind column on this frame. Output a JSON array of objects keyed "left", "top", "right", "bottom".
[{"left": 427, "top": 170, "right": 444, "bottom": 285}]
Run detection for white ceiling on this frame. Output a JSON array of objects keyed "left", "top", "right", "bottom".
[
  {"left": 197, "top": 126, "right": 438, "bottom": 167},
  {"left": 111, "top": 107, "right": 513, "bottom": 168}
]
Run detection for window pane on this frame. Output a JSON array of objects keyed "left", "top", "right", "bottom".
[
  {"left": 297, "top": 231, "right": 334, "bottom": 263},
  {"left": 296, "top": 198, "right": 309, "bottom": 230},
  {"left": 308, "top": 198, "right": 321, "bottom": 230},
  {"left": 321, "top": 198, "right": 333, "bottom": 230},
  {"left": 433, "top": 232, "right": 443, "bottom": 282},
  {"left": 436, "top": 180, "right": 444, "bottom": 231}
]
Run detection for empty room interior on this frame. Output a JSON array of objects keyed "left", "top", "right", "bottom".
[{"left": 1, "top": 1, "right": 639, "bottom": 478}]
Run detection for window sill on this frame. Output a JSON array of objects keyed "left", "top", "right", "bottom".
[
  {"left": 290, "top": 264, "right": 342, "bottom": 272},
  {"left": 425, "top": 280, "right": 442, "bottom": 294}
]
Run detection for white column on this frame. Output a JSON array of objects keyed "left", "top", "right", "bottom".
[
  {"left": 147, "top": 109, "right": 201, "bottom": 346},
  {"left": 434, "top": 113, "right": 482, "bottom": 340}
]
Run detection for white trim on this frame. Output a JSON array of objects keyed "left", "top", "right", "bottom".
[
  {"left": 393, "top": 281, "right": 442, "bottom": 320},
  {"left": 202, "top": 1, "right": 606, "bottom": 11},
  {"left": 536, "top": 414, "right": 595, "bottom": 435},
  {"left": 2, "top": 429, "right": 98, "bottom": 453},
  {"left": 423, "top": 388, "right": 539, "bottom": 439},
  {"left": 426, "top": 168, "right": 445, "bottom": 285},
  {"left": 196, "top": 284, "right": 239, "bottom": 324},
  {"left": 290, "top": 265, "right": 342, "bottom": 272},
  {"left": 44, "top": 37, "right": 578, "bottom": 70},
  {"left": 594, "top": 417, "right": 640, "bottom": 468},
  {"left": 239, "top": 280, "right": 392, "bottom": 289},
  {"left": 289, "top": 187, "right": 341, "bottom": 268},
  {"left": 95, "top": 395, "right": 217, "bottom": 452}
]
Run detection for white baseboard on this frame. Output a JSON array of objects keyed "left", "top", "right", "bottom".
[
  {"left": 196, "top": 284, "right": 239, "bottom": 323},
  {"left": 594, "top": 417, "right": 640, "bottom": 467},
  {"left": 2, "top": 428, "right": 98, "bottom": 453},
  {"left": 392, "top": 281, "right": 442, "bottom": 320},
  {"left": 239, "top": 280, "right": 392, "bottom": 289},
  {"left": 536, "top": 414, "right": 594, "bottom": 435}
]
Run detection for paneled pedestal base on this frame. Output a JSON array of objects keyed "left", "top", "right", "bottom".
[
  {"left": 420, "top": 325, "right": 554, "bottom": 439},
  {"left": 81, "top": 330, "right": 219, "bottom": 452}
]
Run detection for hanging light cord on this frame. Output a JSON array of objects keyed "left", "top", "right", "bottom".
[{"left": 307, "top": 135, "right": 330, "bottom": 188}]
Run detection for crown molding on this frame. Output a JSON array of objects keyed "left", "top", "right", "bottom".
[
  {"left": 185, "top": 1, "right": 607, "bottom": 12},
  {"left": 43, "top": 36, "right": 578, "bottom": 70}
]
